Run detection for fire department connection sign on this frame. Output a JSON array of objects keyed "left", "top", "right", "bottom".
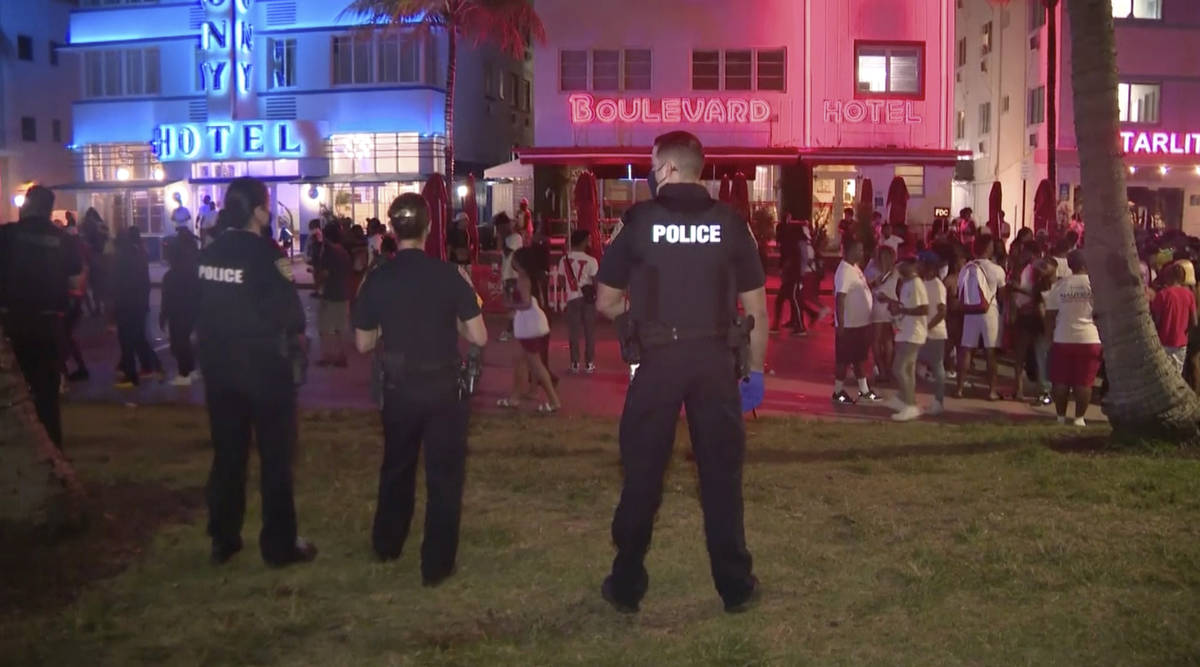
[{"left": 568, "top": 93, "right": 772, "bottom": 125}]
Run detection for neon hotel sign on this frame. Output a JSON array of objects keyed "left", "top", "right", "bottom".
[
  {"left": 198, "top": 0, "right": 253, "bottom": 95},
  {"left": 568, "top": 94, "right": 923, "bottom": 126},
  {"left": 1121, "top": 131, "right": 1200, "bottom": 156}
]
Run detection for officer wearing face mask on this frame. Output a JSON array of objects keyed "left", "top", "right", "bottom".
[
  {"left": 593, "top": 131, "right": 768, "bottom": 614},
  {"left": 196, "top": 177, "right": 317, "bottom": 568}
]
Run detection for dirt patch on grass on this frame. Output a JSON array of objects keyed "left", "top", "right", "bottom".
[{"left": 0, "top": 481, "right": 201, "bottom": 618}]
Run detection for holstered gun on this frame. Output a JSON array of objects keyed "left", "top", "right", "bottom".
[
  {"left": 728, "top": 314, "right": 754, "bottom": 381},
  {"left": 615, "top": 312, "right": 641, "bottom": 365},
  {"left": 458, "top": 345, "right": 483, "bottom": 400},
  {"left": 283, "top": 334, "right": 309, "bottom": 387}
]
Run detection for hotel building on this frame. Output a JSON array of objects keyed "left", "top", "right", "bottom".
[
  {"left": 63, "top": 0, "right": 531, "bottom": 254},
  {"left": 521, "top": 0, "right": 959, "bottom": 242},
  {"left": 954, "top": 0, "right": 1200, "bottom": 234}
]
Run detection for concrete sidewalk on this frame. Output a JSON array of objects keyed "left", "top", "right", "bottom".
[{"left": 62, "top": 279, "right": 1106, "bottom": 425}]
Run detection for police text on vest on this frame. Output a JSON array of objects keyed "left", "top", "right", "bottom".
[
  {"left": 199, "top": 265, "right": 245, "bottom": 284},
  {"left": 651, "top": 224, "right": 721, "bottom": 244}
]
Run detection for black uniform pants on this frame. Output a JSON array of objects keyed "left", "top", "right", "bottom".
[
  {"left": 60, "top": 297, "right": 86, "bottom": 373},
  {"left": 609, "top": 340, "right": 754, "bottom": 607},
  {"left": 773, "top": 272, "right": 802, "bottom": 330},
  {"left": 116, "top": 309, "right": 161, "bottom": 382},
  {"left": 374, "top": 380, "right": 469, "bottom": 579},
  {"left": 204, "top": 379, "right": 299, "bottom": 563},
  {"left": 167, "top": 316, "right": 196, "bottom": 376},
  {"left": 10, "top": 331, "right": 63, "bottom": 448}
]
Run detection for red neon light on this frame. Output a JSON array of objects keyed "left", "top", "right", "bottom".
[
  {"left": 1120, "top": 131, "right": 1200, "bottom": 156},
  {"left": 823, "top": 99, "right": 922, "bottom": 125},
  {"left": 569, "top": 93, "right": 772, "bottom": 125}
]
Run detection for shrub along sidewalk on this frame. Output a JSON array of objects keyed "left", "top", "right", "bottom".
[{"left": 3, "top": 403, "right": 1198, "bottom": 665}]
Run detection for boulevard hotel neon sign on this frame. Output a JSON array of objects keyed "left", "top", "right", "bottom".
[
  {"left": 1121, "top": 131, "right": 1200, "bottom": 156},
  {"left": 569, "top": 93, "right": 773, "bottom": 124}
]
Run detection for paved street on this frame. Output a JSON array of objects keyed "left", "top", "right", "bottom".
[{"left": 60, "top": 258, "right": 1106, "bottom": 425}]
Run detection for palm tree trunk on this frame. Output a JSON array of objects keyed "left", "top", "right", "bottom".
[
  {"left": 0, "top": 323, "right": 85, "bottom": 529},
  {"left": 444, "top": 28, "right": 456, "bottom": 187},
  {"left": 1067, "top": 0, "right": 1200, "bottom": 442}
]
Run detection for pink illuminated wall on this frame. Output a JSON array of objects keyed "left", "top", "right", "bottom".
[{"left": 531, "top": 0, "right": 955, "bottom": 153}]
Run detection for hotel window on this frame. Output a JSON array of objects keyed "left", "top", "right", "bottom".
[
  {"left": 83, "top": 48, "right": 160, "bottom": 98},
  {"left": 855, "top": 43, "right": 922, "bottom": 96},
  {"left": 756, "top": 48, "right": 786, "bottom": 91},
  {"left": 559, "top": 50, "right": 588, "bottom": 91},
  {"left": 624, "top": 49, "right": 652, "bottom": 90},
  {"left": 979, "top": 102, "right": 992, "bottom": 134},
  {"left": 270, "top": 38, "right": 298, "bottom": 89},
  {"left": 52, "top": 119, "right": 62, "bottom": 143},
  {"left": 20, "top": 117, "right": 35, "bottom": 143},
  {"left": 956, "top": 38, "right": 967, "bottom": 68},
  {"left": 692, "top": 50, "right": 720, "bottom": 90},
  {"left": 17, "top": 35, "right": 32, "bottom": 61},
  {"left": 508, "top": 72, "right": 520, "bottom": 107},
  {"left": 376, "top": 34, "right": 419, "bottom": 84},
  {"left": 332, "top": 36, "right": 370, "bottom": 85},
  {"left": 1027, "top": 86, "right": 1046, "bottom": 125},
  {"left": 724, "top": 50, "right": 753, "bottom": 90},
  {"left": 591, "top": 50, "right": 620, "bottom": 91},
  {"left": 1029, "top": 2, "right": 1047, "bottom": 29},
  {"left": 496, "top": 68, "right": 507, "bottom": 100},
  {"left": 956, "top": 110, "right": 966, "bottom": 140},
  {"left": 1112, "top": 0, "right": 1162, "bottom": 19},
  {"left": 1118, "top": 82, "right": 1160, "bottom": 123},
  {"left": 895, "top": 165, "right": 924, "bottom": 198},
  {"left": 981, "top": 22, "right": 993, "bottom": 56},
  {"left": 521, "top": 79, "right": 532, "bottom": 112}
]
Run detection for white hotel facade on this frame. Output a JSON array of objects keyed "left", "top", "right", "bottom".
[{"left": 63, "top": 0, "right": 531, "bottom": 255}]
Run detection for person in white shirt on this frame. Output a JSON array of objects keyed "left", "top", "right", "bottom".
[
  {"left": 866, "top": 245, "right": 899, "bottom": 384},
  {"left": 1045, "top": 250, "right": 1102, "bottom": 427},
  {"left": 917, "top": 252, "right": 948, "bottom": 415},
  {"left": 498, "top": 230, "right": 524, "bottom": 342},
  {"left": 1050, "top": 239, "right": 1072, "bottom": 282},
  {"left": 170, "top": 192, "right": 192, "bottom": 231},
  {"left": 832, "top": 240, "right": 882, "bottom": 404},
  {"left": 955, "top": 235, "right": 1007, "bottom": 400},
  {"left": 880, "top": 223, "right": 904, "bottom": 255},
  {"left": 889, "top": 259, "right": 929, "bottom": 421},
  {"left": 558, "top": 230, "right": 599, "bottom": 374}
]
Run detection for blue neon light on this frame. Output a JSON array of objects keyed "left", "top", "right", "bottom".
[{"left": 151, "top": 120, "right": 312, "bottom": 162}]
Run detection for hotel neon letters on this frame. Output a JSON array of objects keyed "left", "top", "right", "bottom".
[
  {"left": 822, "top": 100, "right": 923, "bottom": 125},
  {"left": 1120, "top": 131, "right": 1200, "bottom": 156},
  {"left": 199, "top": 0, "right": 253, "bottom": 96},
  {"left": 569, "top": 93, "right": 772, "bottom": 125},
  {"left": 151, "top": 121, "right": 313, "bottom": 162}
]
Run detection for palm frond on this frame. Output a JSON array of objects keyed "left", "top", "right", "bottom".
[
  {"left": 456, "top": 0, "right": 546, "bottom": 58},
  {"left": 338, "top": 0, "right": 448, "bottom": 33}
]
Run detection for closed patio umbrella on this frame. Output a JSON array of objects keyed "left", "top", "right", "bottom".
[
  {"left": 422, "top": 173, "right": 448, "bottom": 261},
  {"left": 719, "top": 174, "right": 732, "bottom": 203},
  {"left": 463, "top": 173, "right": 479, "bottom": 263},
  {"left": 885, "top": 176, "right": 909, "bottom": 226},
  {"left": 987, "top": 180, "right": 1003, "bottom": 238},
  {"left": 574, "top": 170, "right": 602, "bottom": 258},
  {"left": 1033, "top": 178, "right": 1055, "bottom": 238}
]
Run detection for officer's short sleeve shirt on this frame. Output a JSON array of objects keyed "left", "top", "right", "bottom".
[{"left": 352, "top": 249, "right": 481, "bottom": 364}]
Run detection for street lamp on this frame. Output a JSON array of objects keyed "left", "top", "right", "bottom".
[
  {"left": 12, "top": 194, "right": 25, "bottom": 208},
  {"left": 116, "top": 167, "right": 131, "bottom": 181},
  {"left": 456, "top": 184, "right": 469, "bottom": 199}
]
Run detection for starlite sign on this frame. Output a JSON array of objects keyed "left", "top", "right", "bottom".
[
  {"left": 151, "top": 121, "right": 324, "bottom": 162},
  {"left": 568, "top": 93, "right": 772, "bottom": 125},
  {"left": 1120, "top": 131, "right": 1200, "bottom": 156},
  {"left": 199, "top": 0, "right": 253, "bottom": 96}
]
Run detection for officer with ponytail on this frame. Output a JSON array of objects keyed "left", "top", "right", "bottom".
[
  {"left": 196, "top": 177, "right": 317, "bottom": 567},
  {"left": 352, "top": 193, "right": 487, "bottom": 586}
]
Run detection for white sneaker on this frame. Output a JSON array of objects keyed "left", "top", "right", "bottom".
[
  {"left": 499, "top": 331, "right": 512, "bottom": 342},
  {"left": 170, "top": 374, "right": 193, "bottom": 387},
  {"left": 891, "top": 405, "right": 922, "bottom": 422},
  {"left": 946, "top": 370, "right": 958, "bottom": 380},
  {"left": 884, "top": 396, "right": 906, "bottom": 412},
  {"left": 1072, "top": 417, "right": 1087, "bottom": 427},
  {"left": 926, "top": 400, "right": 944, "bottom": 416},
  {"left": 586, "top": 363, "right": 596, "bottom": 374}
]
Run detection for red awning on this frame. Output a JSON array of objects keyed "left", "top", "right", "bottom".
[
  {"left": 516, "top": 146, "right": 801, "bottom": 166},
  {"left": 801, "top": 147, "right": 967, "bottom": 167}
]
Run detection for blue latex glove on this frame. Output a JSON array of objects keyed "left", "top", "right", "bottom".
[{"left": 740, "top": 371, "right": 764, "bottom": 413}]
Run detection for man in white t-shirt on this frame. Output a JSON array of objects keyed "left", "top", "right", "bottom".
[
  {"left": 955, "top": 235, "right": 1007, "bottom": 399},
  {"left": 558, "top": 230, "right": 600, "bottom": 374},
  {"left": 880, "top": 223, "right": 905, "bottom": 255},
  {"left": 889, "top": 259, "right": 929, "bottom": 421},
  {"left": 917, "top": 252, "right": 948, "bottom": 415},
  {"left": 832, "top": 240, "right": 882, "bottom": 405},
  {"left": 1050, "top": 239, "right": 1072, "bottom": 282},
  {"left": 1045, "top": 250, "right": 1102, "bottom": 426},
  {"left": 866, "top": 245, "right": 899, "bottom": 383}
]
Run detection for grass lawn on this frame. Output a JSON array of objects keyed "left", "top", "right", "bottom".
[{"left": 3, "top": 403, "right": 1200, "bottom": 666}]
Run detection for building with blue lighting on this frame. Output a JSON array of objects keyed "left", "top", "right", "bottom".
[{"left": 63, "top": 0, "right": 532, "bottom": 247}]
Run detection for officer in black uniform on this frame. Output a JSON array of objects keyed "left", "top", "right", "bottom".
[
  {"left": 352, "top": 193, "right": 488, "bottom": 586},
  {"left": 196, "top": 177, "right": 317, "bottom": 567},
  {"left": 595, "top": 131, "right": 769, "bottom": 614},
  {"left": 0, "top": 186, "right": 83, "bottom": 448}
]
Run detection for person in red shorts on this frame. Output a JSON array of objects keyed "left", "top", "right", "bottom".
[
  {"left": 1150, "top": 262, "right": 1197, "bottom": 375},
  {"left": 1044, "top": 250, "right": 1101, "bottom": 427}
]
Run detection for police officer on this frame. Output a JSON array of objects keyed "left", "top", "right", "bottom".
[
  {"left": 595, "top": 131, "right": 768, "bottom": 614},
  {"left": 196, "top": 177, "right": 316, "bottom": 567},
  {"left": 0, "top": 186, "right": 83, "bottom": 448},
  {"left": 352, "top": 193, "right": 487, "bottom": 586}
]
